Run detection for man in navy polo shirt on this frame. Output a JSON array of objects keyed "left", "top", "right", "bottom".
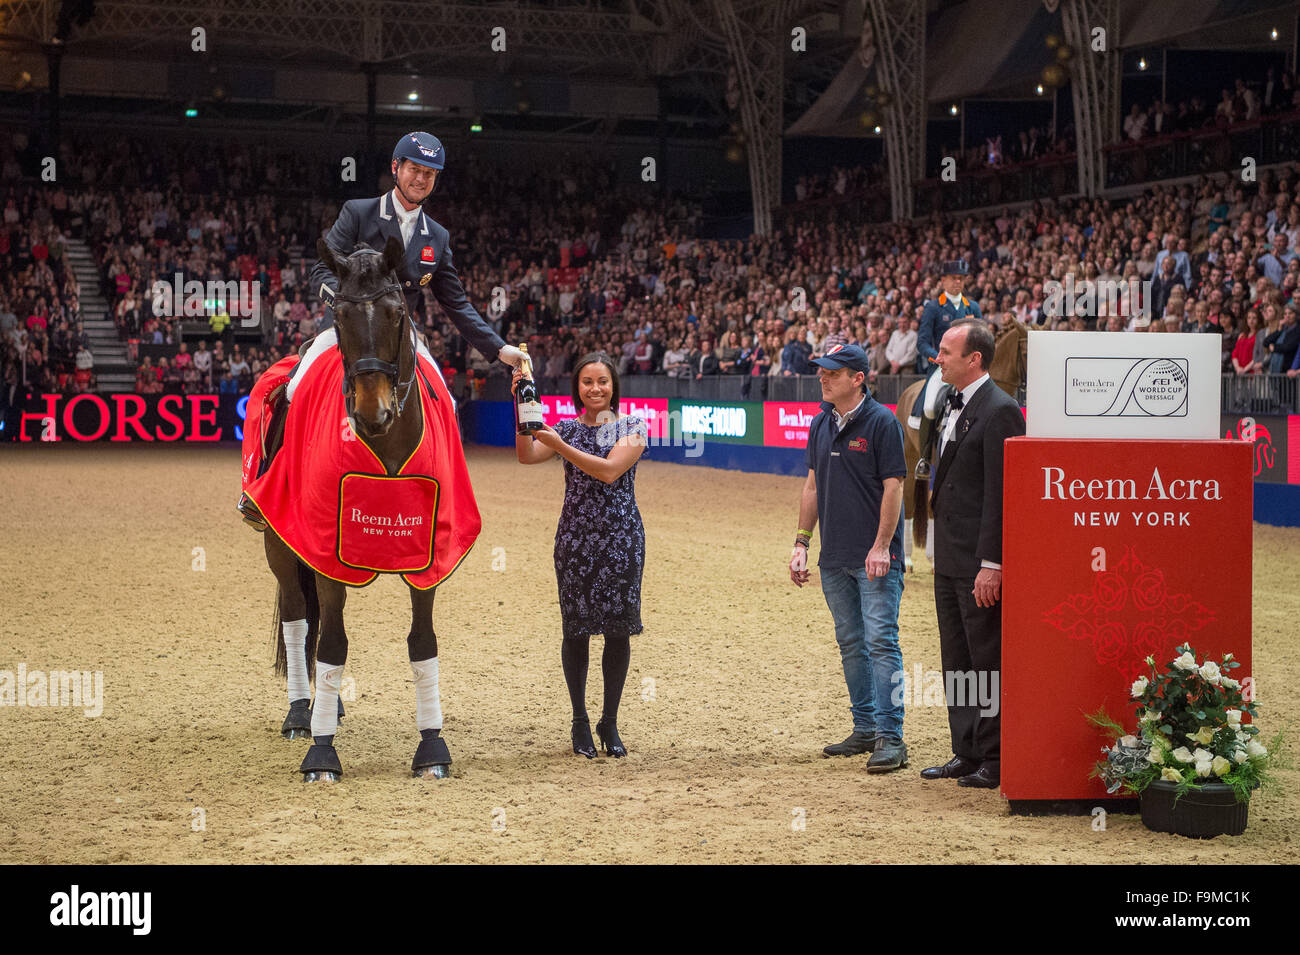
[{"left": 790, "top": 343, "right": 908, "bottom": 772}]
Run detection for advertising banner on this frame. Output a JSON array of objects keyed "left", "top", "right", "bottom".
[
  {"left": 1001, "top": 438, "right": 1253, "bottom": 801},
  {"left": 9, "top": 392, "right": 236, "bottom": 442},
  {"left": 763, "top": 401, "right": 823, "bottom": 449},
  {"left": 669, "top": 400, "right": 764, "bottom": 446}
]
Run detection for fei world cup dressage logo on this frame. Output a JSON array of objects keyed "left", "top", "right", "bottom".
[{"left": 1064, "top": 357, "right": 1189, "bottom": 418}]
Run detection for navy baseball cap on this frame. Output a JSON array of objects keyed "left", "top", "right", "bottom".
[
  {"left": 812, "top": 343, "right": 870, "bottom": 373},
  {"left": 393, "top": 131, "right": 445, "bottom": 171}
]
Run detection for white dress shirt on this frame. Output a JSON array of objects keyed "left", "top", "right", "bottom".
[{"left": 391, "top": 190, "right": 421, "bottom": 247}]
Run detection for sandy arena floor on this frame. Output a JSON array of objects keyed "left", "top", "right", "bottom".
[{"left": 0, "top": 443, "right": 1296, "bottom": 864}]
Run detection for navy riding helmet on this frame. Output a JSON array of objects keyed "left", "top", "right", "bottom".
[{"left": 393, "top": 131, "right": 445, "bottom": 171}]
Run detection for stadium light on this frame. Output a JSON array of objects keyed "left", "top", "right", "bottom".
[
  {"left": 1270, "top": 28, "right": 1278, "bottom": 41},
  {"left": 949, "top": 104, "right": 958, "bottom": 115},
  {"left": 184, "top": 106, "right": 198, "bottom": 118},
  {"left": 1138, "top": 57, "right": 1147, "bottom": 70},
  {"left": 470, "top": 122, "right": 483, "bottom": 133},
  {"left": 874, "top": 125, "right": 882, "bottom": 134},
  {"left": 1036, "top": 84, "right": 1044, "bottom": 96},
  {"left": 407, "top": 91, "right": 419, "bottom": 102}
]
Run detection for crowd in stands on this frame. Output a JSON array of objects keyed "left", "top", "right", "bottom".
[
  {"left": 4, "top": 125, "right": 1300, "bottom": 417},
  {"left": 0, "top": 158, "right": 97, "bottom": 396},
  {"left": 1123, "top": 68, "right": 1300, "bottom": 142}
]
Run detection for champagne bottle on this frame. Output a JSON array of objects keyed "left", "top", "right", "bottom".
[{"left": 515, "top": 343, "right": 545, "bottom": 434}]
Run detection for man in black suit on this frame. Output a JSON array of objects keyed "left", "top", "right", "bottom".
[{"left": 920, "top": 320, "right": 1025, "bottom": 789}]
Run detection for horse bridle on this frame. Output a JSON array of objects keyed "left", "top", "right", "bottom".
[{"left": 333, "top": 280, "right": 419, "bottom": 416}]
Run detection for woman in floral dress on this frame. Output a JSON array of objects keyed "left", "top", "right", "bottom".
[{"left": 514, "top": 353, "right": 647, "bottom": 758}]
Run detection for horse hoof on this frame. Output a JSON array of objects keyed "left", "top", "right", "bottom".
[
  {"left": 905, "top": 558, "right": 914, "bottom": 573},
  {"left": 300, "top": 743, "right": 343, "bottom": 781},
  {"left": 281, "top": 699, "right": 312, "bottom": 739},
  {"left": 412, "top": 732, "right": 451, "bottom": 778}
]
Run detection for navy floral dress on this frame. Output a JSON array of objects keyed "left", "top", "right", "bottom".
[{"left": 553, "top": 415, "right": 647, "bottom": 641}]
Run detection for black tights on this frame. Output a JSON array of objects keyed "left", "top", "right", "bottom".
[{"left": 561, "top": 634, "right": 631, "bottom": 724}]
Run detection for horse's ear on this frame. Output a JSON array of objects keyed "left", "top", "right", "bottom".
[
  {"left": 381, "top": 235, "right": 405, "bottom": 277},
  {"left": 316, "top": 238, "right": 343, "bottom": 278}
]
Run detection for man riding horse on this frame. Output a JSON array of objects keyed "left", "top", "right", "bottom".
[
  {"left": 238, "top": 131, "right": 526, "bottom": 525},
  {"left": 910, "top": 258, "right": 981, "bottom": 477}
]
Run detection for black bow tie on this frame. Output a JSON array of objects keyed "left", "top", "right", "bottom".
[{"left": 947, "top": 391, "right": 965, "bottom": 411}]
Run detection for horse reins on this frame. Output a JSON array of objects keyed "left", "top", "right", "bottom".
[{"left": 333, "top": 281, "right": 419, "bottom": 416}]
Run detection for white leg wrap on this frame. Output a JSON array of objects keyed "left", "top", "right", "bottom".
[
  {"left": 925, "top": 519, "right": 936, "bottom": 564},
  {"left": 903, "top": 519, "right": 914, "bottom": 559},
  {"left": 311, "top": 663, "right": 344, "bottom": 738},
  {"left": 412, "top": 657, "right": 443, "bottom": 732},
  {"left": 286, "top": 328, "right": 337, "bottom": 402},
  {"left": 283, "top": 619, "right": 310, "bottom": 702}
]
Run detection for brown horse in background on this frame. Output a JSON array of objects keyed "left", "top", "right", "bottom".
[{"left": 892, "top": 318, "right": 1028, "bottom": 562}]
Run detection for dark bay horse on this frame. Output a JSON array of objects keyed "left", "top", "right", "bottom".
[{"left": 265, "top": 237, "right": 451, "bottom": 782}]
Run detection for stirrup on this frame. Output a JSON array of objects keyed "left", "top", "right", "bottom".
[{"left": 238, "top": 492, "right": 267, "bottom": 532}]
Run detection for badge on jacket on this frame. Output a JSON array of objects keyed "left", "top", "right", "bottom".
[
  {"left": 420, "top": 273, "right": 432, "bottom": 286},
  {"left": 420, "top": 247, "right": 436, "bottom": 263},
  {"left": 848, "top": 437, "right": 868, "bottom": 452}
]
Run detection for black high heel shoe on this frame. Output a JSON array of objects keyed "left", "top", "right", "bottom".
[
  {"left": 595, "top": 717, "right": 627, "bottom": 758},
  {"left": 571, "top": 718, "right": 597, "bottom": 759}
]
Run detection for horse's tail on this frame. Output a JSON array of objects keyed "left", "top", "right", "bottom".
[
  {"left": 272, "top": 561, "right": 321, "bottom": 680},
  {"left": 912, "top": 469, "right": 930, "bottom": 550}
]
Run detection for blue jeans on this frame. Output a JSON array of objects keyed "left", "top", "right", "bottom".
[{"left": 819, "top": 564, "right": 905, "bottom": 740}]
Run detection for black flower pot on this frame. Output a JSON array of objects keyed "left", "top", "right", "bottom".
[{"left": 1139, "top": 780, "right": 1249, "bottom": 838}]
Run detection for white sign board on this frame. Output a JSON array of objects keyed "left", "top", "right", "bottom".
[{"left": 1026, "top": 331, "right": 1220, "bottom": 439}]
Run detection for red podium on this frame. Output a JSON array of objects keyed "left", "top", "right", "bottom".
[{"left": 1001, "top": 438, "right": 1253, "bottom": 802}]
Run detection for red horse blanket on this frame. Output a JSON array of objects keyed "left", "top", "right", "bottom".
[{"left": 241, "top": 347, "right": 480, "bottom": 589}]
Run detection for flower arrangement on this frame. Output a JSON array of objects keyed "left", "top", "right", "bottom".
[{"left": 1088, "top": 644, "right": 1281, "bottom": 803}]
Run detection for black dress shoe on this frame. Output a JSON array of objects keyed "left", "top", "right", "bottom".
[
  {"left": 957, "top": 765, "right": 1000, "bottom": 788},
  {"left": 920, "top": 756, "right": 979, "bottom": 780}
]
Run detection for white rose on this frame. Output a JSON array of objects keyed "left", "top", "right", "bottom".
[
  {"left": 1246, "top": 740, "right": 1268, "bottom": 759},
  {"left": 1211, "top": 755, "right": 1232, "bottom": 778},
  {"left": 1171, "top": 746, "right": 1194, "bottom": 763},
  {"left": 1119, "top": 735, "right": 1139, "bottom": 748},
  {"left": 1221, "top": 677, "right": 1239, "bottom": 690},
  {"left": 1199, "top": 661, "right": 1222, "bottom": 684},
  {"left": 1232, "top": 748, "right": 1248, "bottom": 765},
  {"left": 1161, "top": 767, "right": 1183, "bottom": 782},
  {"left": 1173, "top": 651, "right": 1198, "bottom": 672},
  {"left": 1195, "top": 760, "right": 1213, "bottom": 778},
  {"left": 1192, "top": 747, "right": 1214, "bottom": 763},
  {"left": 1145, "top": 655, "right": 1156, "bottom": 666},
  {"left": 1223, "top": 653, "right": 1234, "bottom": 662},
  {"left": 1190, "top": 726, "right": 1216, "bottom": 745},
  {"left": 1130, "top": 676, "right": 1149, "bottom": 698},
  {"left": 1225, "top": 709, "right": 1242, "bottom": 725},
  {"left": 1148, "top": 746, "right": 1165, "bottom": 765}
]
